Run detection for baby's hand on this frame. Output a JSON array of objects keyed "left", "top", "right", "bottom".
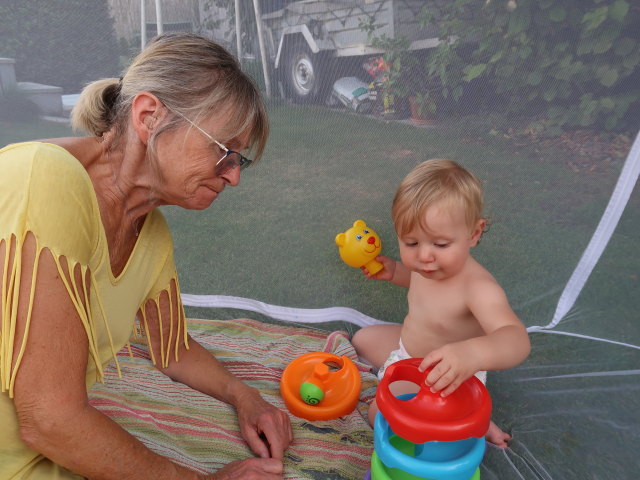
[
  {"left": 418, "top": 343, "right": 479, "bottom": 397},
  {"left": 360, "top": 255, "right": 396, "bottom": 281}
]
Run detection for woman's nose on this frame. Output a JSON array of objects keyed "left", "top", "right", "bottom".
[{"left": 220, "top": 165, "right": 241, "bottom": 186}]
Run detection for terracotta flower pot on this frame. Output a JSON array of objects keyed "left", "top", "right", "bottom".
[{"left": 409, "top": 96, "right": 436, "bottom": 125}]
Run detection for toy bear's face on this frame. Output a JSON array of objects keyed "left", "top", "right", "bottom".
[{"left": 335, "top": 220, "right": 382, "bottom": 268}]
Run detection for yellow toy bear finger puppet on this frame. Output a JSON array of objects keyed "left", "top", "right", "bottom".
[{"left": 335, "top": 220, "right": 383, "bottom": 275}]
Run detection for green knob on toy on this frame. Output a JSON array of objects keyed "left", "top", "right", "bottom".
[{"left": 300, "top": 382, "right": 325, "bottom": 405}]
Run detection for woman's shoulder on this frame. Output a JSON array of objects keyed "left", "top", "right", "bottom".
[
  {"left": 1, "top": 141, "right": 92, "bottom": 199},
  {"left": 1, "top": 140, "right": 89, "bottom": 177},
  {"left": 0, "top": 141, "right": 100, "bottom": 260}
]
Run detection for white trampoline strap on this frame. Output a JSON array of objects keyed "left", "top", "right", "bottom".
[
  {"left": 180, "top": 294, "right": 389, "bottom": 328},
  {"left": 530, "top": 130, "right": 640, "bottom": 332}
]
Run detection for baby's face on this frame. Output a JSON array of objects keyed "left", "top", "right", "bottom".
[{"left": 397, "top": 202, "right": 481, "bottom": 281}]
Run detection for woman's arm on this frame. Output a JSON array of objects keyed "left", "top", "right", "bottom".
[
  {"left": 143, "top": 284, "right": 293, "bottom": 460},
  {"left": 11, "top": 238, "right": 203, "bottom": 480}
]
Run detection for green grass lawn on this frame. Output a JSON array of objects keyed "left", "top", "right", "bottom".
[
  {"left": 164, "top": 103, "right": 638, "bottom": 340},
  {"left": 1, "top": 107, "right": 637, "bottom": 341},
  {"left": 3, "top": 107, "right": 639, "bottom": 479}
]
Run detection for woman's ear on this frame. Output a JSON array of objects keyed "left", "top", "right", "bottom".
[
  {"left": 470, "top": 219, "right": 486, "bottom": 247},
  {"left": 130, "top": 92, "right": 163, "bottom": 145}
]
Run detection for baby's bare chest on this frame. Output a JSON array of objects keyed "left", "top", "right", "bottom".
[
  {"left": 407, "top": 280, "right": 469, "bottom": 319},
  {"left": 402, "top": 281, "right": 482, "bottom": 353}
]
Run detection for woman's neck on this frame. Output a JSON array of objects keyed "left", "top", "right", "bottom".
[{"left": 99, "top": 133, "right": 161, "bottom": 235}]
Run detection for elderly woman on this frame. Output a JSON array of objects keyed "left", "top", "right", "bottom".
[{"left": 0, "top": 33, "right": 291, "bottom": 479}]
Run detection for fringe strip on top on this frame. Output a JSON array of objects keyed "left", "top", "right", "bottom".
[
  {"left": 1, "top": 233, "right": 189, "bottom": 397},
  {"left": 136, "top": 276, "right": 190, "bottom": 369}
]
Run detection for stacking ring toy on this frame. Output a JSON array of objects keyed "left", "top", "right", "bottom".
[
  {"left": 280, "top": 352, "right": 361, "bottom": 421},
  {"left": 377, "top": 358, "right": 491, "bottom": 443},
  {"left": 370, "top": 358, "right": 492, "bottom": 480},
  {"left": 373, "top": 401, "right": 485, "bottom": 480}
]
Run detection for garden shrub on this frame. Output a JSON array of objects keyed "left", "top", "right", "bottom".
[
  {"left": 419, "top": 0, "right": 640, "bottom": 132},
  {"left": 0, "top": 0, "right": 120, "bottom": 93}
]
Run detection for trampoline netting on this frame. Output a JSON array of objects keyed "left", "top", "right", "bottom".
[{"left": 1, "top": 1, "right": 638, "bottom": 479}]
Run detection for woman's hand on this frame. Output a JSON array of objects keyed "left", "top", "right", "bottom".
[
  {"left": 155, "top": 328, "right": 292, "bottom": 461},
  {"left": 234, "top": 388, "right": 293, "bottom": 460},
  {"left": 203, "top": 457, "right": 283, "bottom": 480}
]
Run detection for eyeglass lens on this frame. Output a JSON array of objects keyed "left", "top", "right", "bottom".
[{"left": 215, "top": 152, "right": 250, "bottom": 175}]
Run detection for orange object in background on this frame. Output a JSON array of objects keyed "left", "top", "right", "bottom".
[{"left": 280, "top": 352, "right": 362, "bottom": 421}]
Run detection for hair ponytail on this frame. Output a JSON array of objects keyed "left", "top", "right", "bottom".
[{"left": 71, "top": 77, "right": 121, "bottom": 136}]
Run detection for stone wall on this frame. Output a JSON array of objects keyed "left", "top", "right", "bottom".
[{"left": 0, "top": 58, "right": 63, "bottom": 116}]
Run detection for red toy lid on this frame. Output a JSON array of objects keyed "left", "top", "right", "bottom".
[{"left": 376, "top": 358, "right": 492, "bottom": 443}]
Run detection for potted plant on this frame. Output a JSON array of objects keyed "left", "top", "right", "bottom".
[
  {"left": 363, "top": 30, "right": 442, "bottom": 123},
  {"left": 399, "top": 56, "right": 441, "bottom": 125},
  {"left": 409, "top": 90, "right": 438, "bottom": 125},
  {"left": 367, "top": 35, "right": 414, "bottom": 119}
]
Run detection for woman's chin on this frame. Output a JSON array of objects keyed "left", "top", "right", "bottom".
[{"left": 182, "top": 190, "right": 218, "bottom": 210}]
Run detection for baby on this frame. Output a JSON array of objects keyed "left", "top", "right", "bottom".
[{"left": 352, "top": 159, "right": 530, "bottom": 448}]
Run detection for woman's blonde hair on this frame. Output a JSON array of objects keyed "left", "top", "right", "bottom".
[
  {"left": 392, "top": 159, "right": 487, "bottom": 236},
  {"left": 71, "top": 33, "right": 268, "bottom": 160}
]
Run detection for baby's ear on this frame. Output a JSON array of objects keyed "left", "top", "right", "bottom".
[{"left": 470, "top": 219, "right": 486, "bottom": 246}]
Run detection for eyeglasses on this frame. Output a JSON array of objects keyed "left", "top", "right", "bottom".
[{"left": 173, "top": 110, "right": 253, "bottom": 175}]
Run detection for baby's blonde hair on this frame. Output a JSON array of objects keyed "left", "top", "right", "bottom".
[
  {"left": 392, "top": 159, "right": 486, "bottom": 236},
  {"left": 72, "top": 32, "right": 268, "bottom": 160}
]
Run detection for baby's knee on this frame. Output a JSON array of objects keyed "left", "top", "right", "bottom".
[{"left": 351, "top": 328, "right": 368, "bottom": 354}]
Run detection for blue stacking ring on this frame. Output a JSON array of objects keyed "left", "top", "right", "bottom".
[{"left": 374, "top": 394, "right": 485, "bottom": 480}]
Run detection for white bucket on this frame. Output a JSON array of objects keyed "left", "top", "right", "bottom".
[{"left": 331, "top": 77, "right": 372, "bottom": 113}]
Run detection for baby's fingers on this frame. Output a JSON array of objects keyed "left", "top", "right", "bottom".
[
  {"left": 418, "top": 351, "right": 442, "bottom": 373},
  {"left": 438, "top": 376, "right": 464, "bottom": 397},
  {"left": 361, "top": 265, "right": 382, "bottom": 279},
  {"left": 426, "top": 365, "right": 454, "bottom": 392}
]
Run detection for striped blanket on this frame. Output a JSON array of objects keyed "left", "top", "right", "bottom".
[{"left": 88, "top": 318, "right": 377, "bottom": 479}]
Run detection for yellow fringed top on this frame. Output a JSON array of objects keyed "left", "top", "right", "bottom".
[{"left": 0, "top": 142, "right": 188, "bottom": 479}]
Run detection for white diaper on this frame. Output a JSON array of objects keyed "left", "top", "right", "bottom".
[
  {"left": 377, "top": 338, "right": 412, "bottom": 381},
  {"left": 377, "top": 338, "right": 487, "bottom": 385}
]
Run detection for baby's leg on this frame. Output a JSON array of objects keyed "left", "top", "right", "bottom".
[
  {"left": 352, "top": 324, "right": 403, "bottom": 426},
  {"left": 486, "top": 421, "right": 511, "bottom": 448},
  {"left": 351, "top": 323, "right": 402, "bottom": 368},
  {"left": 354, "top": 327, "right": 513, "bottom": 445}
]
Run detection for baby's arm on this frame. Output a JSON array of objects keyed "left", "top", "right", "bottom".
[
  {"left": 420, "top": 279, "right": 530, "bottom": 397},
  {"left": 361, "top": 255, "right": 411, "bottom": 287}
]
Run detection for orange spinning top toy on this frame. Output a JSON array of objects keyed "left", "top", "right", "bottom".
[{"left": 280, "top": 352, "right": 361, "bottom": 421}]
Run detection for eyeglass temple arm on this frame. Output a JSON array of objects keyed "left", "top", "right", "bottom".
[{"left": 172, "top": 109, "right": 230, "bottom": 154}]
